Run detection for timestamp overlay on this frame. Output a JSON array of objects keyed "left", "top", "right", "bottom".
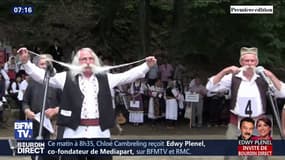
[{"left": 11, "top": 5, "right": 34, "bottom": 15}]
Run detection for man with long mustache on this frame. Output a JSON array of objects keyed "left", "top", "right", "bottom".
[
  {"left": 18, "top": 47, "right": 157, "bottom": 160},
  {"left": 206, "top": 47, "right": 285, "bottom": 140},
  {"left": 238, "top": 117, "right": 256, "bottom": 140}
]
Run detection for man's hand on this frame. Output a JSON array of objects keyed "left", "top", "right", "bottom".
[
  {"left": 212, "top": 65, "right": 240, "bottom": 85},
  {"left": 45, "top": 107, "right": 59, "bottom": 119},
  {"left": 145, "top": 56, "right": 157, "bottom": 68},
  {"left": 17, "top": 47, "right": 30, "bottom": 64},
  {"left": 224, "top": 66, "right": 241, "bottom": 75},
  {"left": 24, "top": 108, "right": 35, "bottom": 120},
  {"left": 263, "top": 68, "right": 282, "bottom": 91}
]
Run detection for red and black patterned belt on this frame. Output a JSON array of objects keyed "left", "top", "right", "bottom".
[{"left": 80, "top": 119, "right": 99, "bottom": 126}]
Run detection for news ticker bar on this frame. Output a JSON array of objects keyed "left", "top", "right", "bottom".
[{"left": 0, "top": 139, "right": 284, "bottom": 156}]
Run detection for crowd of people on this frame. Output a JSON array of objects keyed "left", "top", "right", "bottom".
[
  {"left": 0, "top": 46, "right": 29, "bottom": 126},
  {"left": 0, "top": 46, "right": 232, "bottom": 131},
  {"left": 0, "top": 44, "right": 285, "bottom": 160},
  {"left": 0, "top": 46, "right": 284, "bottom": 131},
  {"left": 107, "top": 58, "right": 231, "bottom": 130}
]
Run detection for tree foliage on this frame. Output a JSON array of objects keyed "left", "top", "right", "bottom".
[{"left": 0, "top": 0, "right": 285, "bottom": 72}]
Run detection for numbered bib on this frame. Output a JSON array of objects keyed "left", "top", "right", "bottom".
[
  {"left": 185, "top": 92, "right": 199, "bottom": 102},
  {"left": 130, "top": 100, "right": 140, "bottom": 108},
  {"left": 235, "top": 97, "right": 257, "bottom": 117}
]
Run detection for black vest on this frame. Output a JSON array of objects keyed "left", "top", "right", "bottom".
[
  {"left": 57, "top": 72, "right": 114, "bottom": 131},
  {"left": 230, "top": 76, "right": 268, "bottom": 112}
]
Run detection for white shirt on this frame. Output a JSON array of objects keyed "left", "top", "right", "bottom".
[
  {"left": 206, "top": 71, "right": 285, "bottom": 117},
  {"left": 10, "top": 82, "right": 20, "bottom": 94},
  {"left": 23, "top": 61, "right": 149, "bottom": 138},
  {"left": 17, "top": 79, "right": 28, "bottom": 101},
  {"left": 0, "top": 69, "right": 10, "bottom": 91}
]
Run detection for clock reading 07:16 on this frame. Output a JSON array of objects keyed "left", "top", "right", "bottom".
[{"left": 12, "top": 6, "right": 33, "bottom": 15}]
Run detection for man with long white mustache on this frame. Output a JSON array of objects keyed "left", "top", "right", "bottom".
[
  {"left": 18, "top": 47, "right": 157, "bottom": 160},
  {"left": 206, "top": 47, "right": 285, "bottom": 141}
]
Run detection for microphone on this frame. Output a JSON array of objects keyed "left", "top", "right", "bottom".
[
  {"left": 255, "top": 66, "right": 275, "bottom": 92},
  {"left": 8, "top": 138, "right": 17, "bottom": 156},
  {"left": 46, "top": 60, "right": 56, "bottom": 77}
]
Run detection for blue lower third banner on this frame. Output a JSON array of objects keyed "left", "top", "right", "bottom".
[{"left": 0, "top": 139, "right": 285, "bottom": 156}]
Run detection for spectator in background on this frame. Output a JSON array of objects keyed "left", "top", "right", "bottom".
[
  {"left": 17, "top": 72, "right": 29, "bottom": 120},
  {"left": 4, "top": 56, "right": 19, "bottom": 81},
  {"left": 206, "top": 88, "right": 230, "bottom": 127},
  {"left": 146, "top": 63, "right": 159, "bottom": 86},
  {"left": 113, "top": 85, "right": 127, "bottom": 135},
  {"left": 189, "top": 76, "right": 207, "bottom": 128},
  {"left": 49, "top": 39, "right": 64, "bottom": 72},
  {"left": 173, "top": 63, "right": 186, "bottom": 84},
  {"left": 114, "top": 84, "right": 130, "bottom": 111},
  {"left": 148, "top": 79, "right": 165, "bottom": 126},
  {"left": 9, "top": 47, "right": 21, "bottom": 65},
  {"left": 0, "top": 71, "right": 8, "bottom": 127},
  {"left": 173, "top": 63, "right": 186, "bottom": 100},
  {"left": 128, "top": 78, "right": 145, "bottom": 126},
  {"left": 8, "top": 74, "right": 23, "bottom": 120},
  {"left": 174, "top": 80, "right": 185, "bottom": 119},
  {"left": 23, "top": 54, "right": 61, "bottom": 160},
  {"left": 165, "top": 80, "right": 178, "bottom": 128},
  {"left": 0, "top": 65, "right": 10, "bottom": 94},
  {"left": 183, "top": 76, "right": 193, "bottom": 127},
  {"left": 159, "top": 57, "right": 174, "bottom": 89}
]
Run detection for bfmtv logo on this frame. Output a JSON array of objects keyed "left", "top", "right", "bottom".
[{"left": 14, "top": 120, "right": 33, "bottom": 139}]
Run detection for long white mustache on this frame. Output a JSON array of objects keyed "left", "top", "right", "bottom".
[
  {"left": 53, "top": 60, "right": 115, "bottom": 74},
  {"left": 240, "top": 65, "right": 256, "bottom": 72},
  {"left": 78, "top": 63, "right": 102, "bottom": 73},
  {"left": 28, "top": 50, "right": 145, "bottom": 73}
]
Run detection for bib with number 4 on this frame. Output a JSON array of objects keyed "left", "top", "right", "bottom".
[{"left": 233, "top": 97, "right": 259, "bottom": 117}]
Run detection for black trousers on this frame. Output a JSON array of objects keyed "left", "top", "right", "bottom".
[{"left": 207, "top": 96, "right": 224, "bottom": 125}]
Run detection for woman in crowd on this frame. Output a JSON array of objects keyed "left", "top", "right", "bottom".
[{"left": 128, "top": 79, "right": 145, "bottom": 126}]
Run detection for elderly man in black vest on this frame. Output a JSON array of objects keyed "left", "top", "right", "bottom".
[
  {"left": 206, "top": 47, "right": 285, "bottom": 139},
  {"left": 206, "top": 47, "right": 285, "bottom": 159},
  {"left": 18, "top": 47, "right": 157, "bottom": 160}
]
